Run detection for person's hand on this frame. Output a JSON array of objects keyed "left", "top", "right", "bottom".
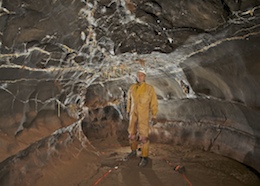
[{"left": 151, "top": 118, "right": 157, "bottom": 126}]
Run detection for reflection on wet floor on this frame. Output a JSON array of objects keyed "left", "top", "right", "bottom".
[{"left": 87, "top": 139, "right": 260, "bottom": 186}]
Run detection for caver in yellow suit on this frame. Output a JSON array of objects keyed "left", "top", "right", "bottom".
[{"left": 126, "top": 69, "right": 158, "bottom": 167}]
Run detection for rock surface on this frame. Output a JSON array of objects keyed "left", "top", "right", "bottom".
[{"left": 0, "top": 0, "right": 260, "bottom": 185}]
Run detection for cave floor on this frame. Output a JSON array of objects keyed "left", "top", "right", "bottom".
[{"left": 81, "top": 137, "right": 260, "bottom": 186}]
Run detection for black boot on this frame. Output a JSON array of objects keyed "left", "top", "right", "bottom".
[
  {"left": 138, "top": 157, "right": 148, "bottom": 167},
  {"left": 124, "top": 150, "right": 137, "bottom": 161}
]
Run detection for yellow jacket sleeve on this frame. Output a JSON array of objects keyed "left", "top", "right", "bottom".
[
  {"left": 150, "top": 86, "right": 158, "bottom": 118},
  {"left": 126, "top": 86, "right": 132, "bottom": 113}
]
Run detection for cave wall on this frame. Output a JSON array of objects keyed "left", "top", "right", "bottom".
[{"left": 0, "top": 0, "right": 260, "bottom": 184}]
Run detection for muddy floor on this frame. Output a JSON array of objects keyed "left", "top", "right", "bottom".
[{"left": 79, "top": 137, "right": 260, "bottom": 186}]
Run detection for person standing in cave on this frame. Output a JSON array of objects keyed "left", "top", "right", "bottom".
[{"left": 125, "top": 68, "right": 158, "bottom": 167}]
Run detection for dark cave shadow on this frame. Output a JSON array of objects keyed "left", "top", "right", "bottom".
[{"left": 121, "top": 158, "right": 164, "bottom": 186}]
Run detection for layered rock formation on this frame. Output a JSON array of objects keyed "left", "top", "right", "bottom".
[{"left": 0, "top": 0, "right": 260, "bottom": 185}]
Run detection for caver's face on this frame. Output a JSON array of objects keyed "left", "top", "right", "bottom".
[{"left": 137, "top": 72, "right": 146, "bottom": 83}]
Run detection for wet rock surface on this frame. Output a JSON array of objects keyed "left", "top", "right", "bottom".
[
  {"left": 0, "top": 0, "right": 260, "bottom": 185},
  {"left": 85, "top": 138, "right": 260, "bottom": 186}
]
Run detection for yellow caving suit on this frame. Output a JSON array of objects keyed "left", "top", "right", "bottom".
[{"left": 127, "top": 82, "right": 158, "bottom": 158}]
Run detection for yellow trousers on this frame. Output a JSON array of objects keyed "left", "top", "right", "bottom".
[{"left": 128, "top": 112, "right": 150, "bottom": 157}]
